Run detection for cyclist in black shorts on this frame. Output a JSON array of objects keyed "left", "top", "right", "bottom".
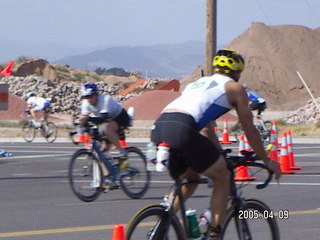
[
  {"left": 78, "top": 83, "right": 130, "bottom": 160},
  {"left": 244, "top": 84, "right": 267, "bottom": 115},
  {"left": 151, "top": 49, "right": 282, "bottom": 240}
]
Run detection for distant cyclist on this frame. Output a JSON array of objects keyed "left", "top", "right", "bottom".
[
  {"left": 78, "top": 83, "right": 130, "bottom": 160},
  {"left": 24, "top": 92, "right": 51, "bottom": 127},
  {"left": 244, "top": 85, "right": 267, "bottom": 116}
]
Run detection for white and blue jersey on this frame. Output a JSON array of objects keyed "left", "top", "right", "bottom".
[
  {"left": 164, "top": 74, "right": 233, "bottom": 130},
  {"left": 248, "top": 91, "right": 265, "bottom": 104}
]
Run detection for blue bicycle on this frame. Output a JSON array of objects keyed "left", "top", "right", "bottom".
[{"left": 68, "top": 117, "right": 150, "bottom": 202}]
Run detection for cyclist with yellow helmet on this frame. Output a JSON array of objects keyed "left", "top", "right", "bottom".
[{"left": 151, "top": 49, "right": 282, "bottom": 239}]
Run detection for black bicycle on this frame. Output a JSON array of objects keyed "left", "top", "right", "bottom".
[
  {"left": 231, "top": 113, "right": 272, "bottom": 144},
  {"left": 68, "top": 117, "right": 150, "bottom": 202},
  {"left": 126, "top": 150, "right": 280, "bottom": 240}
]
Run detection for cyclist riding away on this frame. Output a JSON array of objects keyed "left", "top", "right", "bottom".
[
  {"left": 24, "top": 92, "right": 51, "bottom": 128},
  {"left": 244, "top": 85, "right": 267, "bottom": 116},
  {"left": 78, "top": 83, "right": 130, "bottom": 162},
  {"left": 151, "top": 49, "right": 282, "bottom": 240}
]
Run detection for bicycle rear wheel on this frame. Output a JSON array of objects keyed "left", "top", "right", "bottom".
[
  {"left": 120, "top": 147, "right": 150, "bottom": 199},
  {"left": 222, "top": 199, "right": 280, "bottom": 240},
  {"left": 126, "top": 204, "right": 185, "bottom": 240},
  {"left": 68, "top": 149, "right": 103, "bottom": 202},
  {"left": 45, "top": 122, "right": 57, "bottom": 143},
  {"left": 22, "top": 122, "right": 36, "bottom": 143}
]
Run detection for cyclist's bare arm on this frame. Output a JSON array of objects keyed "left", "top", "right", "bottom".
[{"left": 225, "top": 81, "right": 281, "bottom": 179}]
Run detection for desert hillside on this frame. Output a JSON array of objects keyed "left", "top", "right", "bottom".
[{"left": 182, "top": 23, "right": 320, "bottom": 111}]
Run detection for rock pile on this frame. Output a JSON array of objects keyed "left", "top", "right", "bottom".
[
  {"left": 0, "top": 76, "right": 159, "bottom": 116},
  {"left": 284, "top": 98, "right": 320, "bottom": 124}
]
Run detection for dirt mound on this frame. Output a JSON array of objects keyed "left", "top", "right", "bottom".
[
  {"left": 15, "top": 58, "right": 58, "bottom": 81},
  {"left": 122, "top": 89, "right": 238, "bottom": 122},
  {"left": 182, "top": 23, "right": 320, "bottom": 112},
  {"left": 0, "top": 94, "right": 26, "bottom": 121},
  {"left": 123, "top": 90, "right": 180, "bottom": 120}
]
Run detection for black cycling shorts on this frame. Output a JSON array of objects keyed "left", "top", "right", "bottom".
[
  {"left": 112, "top": 108, "right": 130, "bottom": 129},
  {"left": 151, "top": 112, "right": 221, "bottom": 178},
  {"left": 249, "top": 102, "right": 267, "bottom": 115}
]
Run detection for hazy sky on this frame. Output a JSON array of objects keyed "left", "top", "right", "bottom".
[{"left": 1, "top": 0, "right": 319, "bottom": 49}]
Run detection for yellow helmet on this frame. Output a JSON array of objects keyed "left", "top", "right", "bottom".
[{"left": 213, "top": 49, "right": 245, "bottom": 73}]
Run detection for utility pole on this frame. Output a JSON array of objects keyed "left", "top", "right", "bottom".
[{"left": 205, "top": 0, "right": 217, "bottom": 76}]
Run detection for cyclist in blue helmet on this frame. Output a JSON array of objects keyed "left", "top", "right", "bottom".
[{"left": 79, "top": 83, "right": 130, "bottom": 160}]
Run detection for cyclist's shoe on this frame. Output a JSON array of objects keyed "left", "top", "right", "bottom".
[
  {"left": 46, "top": 131, "right": 53, "bottom": 138},
  {"left": 118, "top": 150, "right": 128, "bottom": 170},
  {"left": 102, "top": 178, "right": 120, "bottom": 192},
  {"left": 119, "top": 159, "right": 128, "bottom": 170},
  {"left": 32, "top": 120, "right": 42, "bottom": 128},
  {"left": 207, "top": 225, "right": 221, "bottom": 240},
  {"left": 109, "top": 181, "right": 120, "bottom": 190}
]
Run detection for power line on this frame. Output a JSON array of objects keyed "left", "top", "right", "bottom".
[
  {"left": 254, "top": 0, "right": 271, "bottom": 25},
  {"left": 303, "top": 0, "right": 320, "bottom": 26}
]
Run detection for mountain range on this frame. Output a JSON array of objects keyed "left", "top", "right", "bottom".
[
  {"left": 54, "top": 41, "right": 205, "bottom": 79},
  {"left": 1, "top": 38, "right": 210, "bottom": 79}
]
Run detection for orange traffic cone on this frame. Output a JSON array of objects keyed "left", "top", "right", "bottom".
[
  {"left": 268, "top": 129, "right": 278, "bottom": 162},
  {"left": 237, "top": 135, "right": 245, "bottom": 156},
  {"left": 84, "top": 134, "right": 92, "bottom": 149},
  {"left": 76, "top": 134, "right": 86, "bottom": 143},
  {"left": 119, "top": 139, "right": 127, "bottom": 148},
  {"left": 112, "top": 224, "right": 125, "bottom": 240},
  {"left": 272, "top": 121, "right": 280, "bottom": 150},
  {"left": 286, "top": 130, "right": 301, "bottom": 170},
  {"left": 220, "top": 119, "right": 232, "bottom": 144},
  {"left": 244, "top": 136, "right": 252, "bottom": 151},
  {"left": 279, "top": 132, "right": 294, "bottom": 174},
  {"left": 214, "top": 126, "right": 219, "bottom": 138},
  {"left": 235, "top": 135, "right": 256, "bottom": 181}
]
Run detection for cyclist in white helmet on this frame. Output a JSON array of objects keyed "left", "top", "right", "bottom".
[{"left": 24, "top": 92, "right": 51, "bottom": 127}]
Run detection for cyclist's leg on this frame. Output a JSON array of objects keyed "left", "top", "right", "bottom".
[
  {"left": 202, "top": 155, "right": 230, "bottom": 238},
  {"left": 170, "top": 167, "right": 200, "bottom": 212},
  {"left": 103, "top": 109, "right": 130, "bottom": 157},
  {"left": 103, "top": 121, "right": 122, "bottom": 150}
]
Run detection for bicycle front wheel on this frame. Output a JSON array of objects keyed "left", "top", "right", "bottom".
[
  {"left": 68, "top": 149, "right": 103, "bottom": 202},
  {"left": 120, "top": 147, "right": 150, "bottom": 199},
  {"left": 22, "top": 122, "right": 36, "bottom": 143},
  {"left": 222, "top": 199, "right": 280, "bottom": 240},
  {"left": 45, "top": 122, "right": 57, "bottom": 143},
  {"left": 126, "top": 204, "right": 185, "bottom": 240}
]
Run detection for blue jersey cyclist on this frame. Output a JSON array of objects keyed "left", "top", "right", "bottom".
[
  {"left": 244, "top": 85, "right": 267, "bottom": 115},
  {"left": 151, "top": 49, "right": 282, "bottom": 240}
]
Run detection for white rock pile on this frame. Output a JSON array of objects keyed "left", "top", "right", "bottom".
[
  {"left": 1, "top": 76, "right": 159, "bottom": 115},
  {"left": 284, "top": 98, "right": 320, "bottom": 124}
]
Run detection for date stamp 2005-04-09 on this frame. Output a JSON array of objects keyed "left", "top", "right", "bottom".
[{"left": 238, "top": 209, "right": 289, "bottom": 220}]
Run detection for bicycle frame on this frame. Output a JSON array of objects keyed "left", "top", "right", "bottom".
[
  {"left": 157, "top": 153, "right": 272, "bottom": 239},
  {"left": 89, "top": 140, "right": 119, "bottom": 181},
  {"left": 157, "top": 178, "right": 210, "bottom": 239}
]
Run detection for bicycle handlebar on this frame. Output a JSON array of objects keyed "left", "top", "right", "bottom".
[{"left": 223, "top": 149, "right": 273, "bottom": 190}]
